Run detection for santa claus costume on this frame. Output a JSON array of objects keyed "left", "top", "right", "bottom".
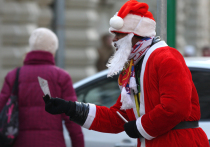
[{"left": 81, "top": 0, "right": 209, "bottom": 147}]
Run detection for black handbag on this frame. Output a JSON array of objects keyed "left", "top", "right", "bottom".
[{"left": 0, "top": 67, "right": 20, "bottom": 147}]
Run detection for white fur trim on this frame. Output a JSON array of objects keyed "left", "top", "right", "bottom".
[
  {"left": 136, "top": 116, "right": 155, "bottom": 140},
  {"left": 140, "top": 41, "right": 168, "bottom": 116},
  {"left": 109, "top": 14, "right": 156, "bottom": 37},
  {"left": 120, "top": 87, "right": 134, "bottom": 110},
  {"left": 82, "top": 103, "right": 96, "bottom": 129},
  {"left": 135, "top": 41, "right": 168, "bottom": 144},
  {"left": 110, "top": 16, "right": 124, "bottom": 30},
  {"left": 29, "top": 28, "right": 58, "bottom": 54},
  {"left": 129, "top": 77, "right": 138, "bottom": 94}
]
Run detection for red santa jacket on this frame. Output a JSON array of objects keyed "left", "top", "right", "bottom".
[{"left": 82, "top": 41, "right": 209, "bottom": 147}]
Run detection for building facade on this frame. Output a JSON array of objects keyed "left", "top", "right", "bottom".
[{"left": 0, "top": 0, "right": 210, "bottom": 89}]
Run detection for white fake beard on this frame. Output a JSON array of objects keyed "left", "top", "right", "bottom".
[{"left": 107, "top": 33, "right": 134, "bottom": 77}]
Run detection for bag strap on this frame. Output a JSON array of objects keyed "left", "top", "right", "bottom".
[{"left": 12, "top": 67, "right": 20, "bottom": 96}]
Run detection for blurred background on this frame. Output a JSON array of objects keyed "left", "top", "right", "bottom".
[{"left": 0, "top": 0, "right": 210, "bottom": 89}]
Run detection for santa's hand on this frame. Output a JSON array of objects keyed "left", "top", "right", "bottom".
[
  {"left": 43, "top": 94, "right": 90, "bottom": 126},
  {"left": 124, "top": 120, "right": 143, "bottom": 138},
  {"left": 43, "top": 94, "right": 75, "bottom": 115}
]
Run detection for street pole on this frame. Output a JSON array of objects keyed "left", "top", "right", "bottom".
[
  {"left": 156, "top": 0, "right": 167, "bottom": 42},
  {"left": 167, "top": 0, "right": 176, "bottom": 48},
  {"left": 54, "top": 0, "right": 65, "bottom": 68}
]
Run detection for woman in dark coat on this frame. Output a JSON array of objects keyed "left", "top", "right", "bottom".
[{"left": 0, "top": 28, "right": 84, "bottom": 147}]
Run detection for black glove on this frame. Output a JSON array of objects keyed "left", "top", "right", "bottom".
[
  {"left": 43, "top": 94, "right": 75, "bottom": 115},
  {"left": 124, "top": 120, "right": 143, "bottom": 138},
  {"left": 43, "top": 94, "right": 89, "bottom": 126}
]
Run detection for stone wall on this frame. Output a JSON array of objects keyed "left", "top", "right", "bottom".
[
  {"left": 0, "top": 0, "right": 53, "bottom": 89},
  {"left": 177, "top": 0, "right": 210, "bottom": 55},
  {"left": 0, "top": 0, "right": 131, "bottom": 88},
  {"left": 0, "top": 0, "right": 210, "bottom": 89},
  {"left": 64, "top": 0, "right": 99, "bottom": 83}
]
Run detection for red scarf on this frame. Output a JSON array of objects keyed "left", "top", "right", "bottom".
[
  {"left": 118, "top": 37, "right": 153, "bottom": 110},
  {"left": 118, "top": 59, "right": 137, "bottom": 110}
]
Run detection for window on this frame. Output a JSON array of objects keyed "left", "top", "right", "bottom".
[
  {"left": 76, "top": 75, "right": 120, "bottom": 108},
  {"left": 191, "top": 68, "right": 210, "bottom": 120}
]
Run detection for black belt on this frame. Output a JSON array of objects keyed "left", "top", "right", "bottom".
[{"left": 172, "top": 121, "right": 199, "bottom": 130}]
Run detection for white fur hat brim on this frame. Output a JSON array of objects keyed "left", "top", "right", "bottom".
[{"left": 109, "top": 14, "right": 156, "bottom": 37}]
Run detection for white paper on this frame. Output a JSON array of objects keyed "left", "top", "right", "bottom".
[{"left": 38, "top": 76, "right": 51, "bottom": 97}]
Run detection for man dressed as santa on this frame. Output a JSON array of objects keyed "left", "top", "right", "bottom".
[{"left": 43, "top": 0, "right": 209, "bottom": 146}]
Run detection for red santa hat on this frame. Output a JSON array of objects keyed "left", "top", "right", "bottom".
[{"left": 109, "top": 0, "right": 156, "bottom": 37}]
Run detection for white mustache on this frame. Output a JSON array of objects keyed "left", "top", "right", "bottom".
[{"left": 107, "top": 33, "right": 134, "bottom": 77}]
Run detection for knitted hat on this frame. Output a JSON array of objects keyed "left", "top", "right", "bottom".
[
  {"left": 29, "top": 28, "right": 58, "bottom": 54},
  {"left": 109, "top": 0, "right": 156, "bottom": 37}
]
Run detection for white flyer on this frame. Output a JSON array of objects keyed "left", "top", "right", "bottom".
[{"left": 38, "top": 76, "right": 51, "bottom": 98}]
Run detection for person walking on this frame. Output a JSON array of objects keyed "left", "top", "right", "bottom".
[
  {"left": 42, "top": 1, "right": 209, "bottom": 147},
  {"left": 96, "top": 33, "right": 114, "bottom": 71},
  {"left": 0, "top": 28, "right": 84, "bottom": 147}
]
